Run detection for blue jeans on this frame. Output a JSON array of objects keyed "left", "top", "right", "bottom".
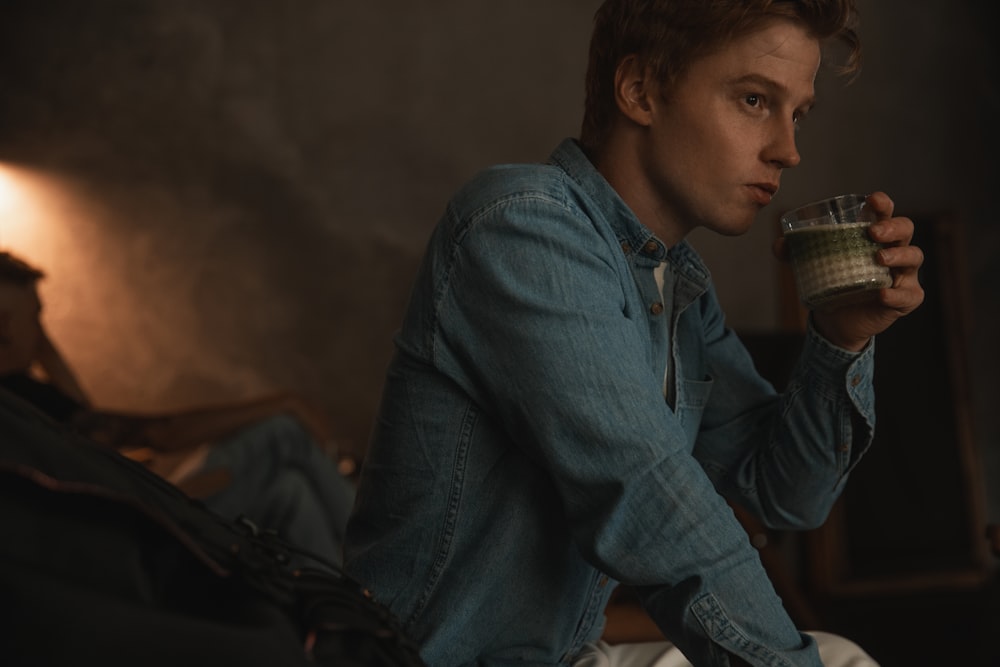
[{"left": 199, "top": 415, "right": 355, "bottom": 569}]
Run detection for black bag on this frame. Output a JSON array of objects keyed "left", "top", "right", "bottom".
[{"left": 0, "top": 388, "right": 424, "bottom": 667}]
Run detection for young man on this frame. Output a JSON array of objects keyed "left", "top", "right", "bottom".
[{"left": 345, "top": 1, "right": 924, "bottom": 665}]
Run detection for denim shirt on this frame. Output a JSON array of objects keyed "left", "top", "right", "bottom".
[{"left": 345, "top": 139, "right": 876, "bottom": 667}]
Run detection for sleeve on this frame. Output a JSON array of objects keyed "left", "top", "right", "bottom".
[
  {"left": 428, "top": 197, "right": 822, "bottom": 665},
  {"left": 690, "top": 291, "right": 877, "bottom": 530}
]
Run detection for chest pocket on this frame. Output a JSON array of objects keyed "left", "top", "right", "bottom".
[{"left": 674, "top": 376, "right": 714, "bottom": 447}]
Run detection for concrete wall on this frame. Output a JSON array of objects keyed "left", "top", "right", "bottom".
[{"left": 1, "top": 1, "right": 996, "bottom": 522}]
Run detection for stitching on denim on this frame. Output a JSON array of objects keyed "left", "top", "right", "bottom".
[
  {"left": 455, "top": 192, "right": 576, "bottom": 245},
  {"left": 564, "top": 569, "right": 612, "bottom": 659},
  {"left": 407, "top": 402, "right": 477, "bottom": 624},
  {"left": 691, "top": 593, "right": 795, "bottom": 667}
]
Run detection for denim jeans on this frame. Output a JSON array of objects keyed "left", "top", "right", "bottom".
[{"left": 200, "top": 415, "right": 355, "bottom": 569}]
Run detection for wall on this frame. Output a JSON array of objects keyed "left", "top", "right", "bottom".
[
  {"left": 0, "top": 0, "right": 597, "bottom": 453},
  {"left": 0, "top": 1, "right": 996, "bottom": 523}
]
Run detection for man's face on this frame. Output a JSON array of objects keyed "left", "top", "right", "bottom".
[
  {"left": 638, "top": 19, "right": 820, "bottom": 241},
  {"left": 0, "top": 283, "right": 43, "bottom": 375}
]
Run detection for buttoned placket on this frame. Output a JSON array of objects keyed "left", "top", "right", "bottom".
[{"left": 639, "top": 237, "right": 677, "bottom": 407}]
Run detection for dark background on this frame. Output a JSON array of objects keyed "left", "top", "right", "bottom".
[{"left": 1, "top": 1, "right": 997, "bottom": 662}]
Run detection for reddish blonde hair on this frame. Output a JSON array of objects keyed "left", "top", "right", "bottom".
[{"left": 580, "top": 0, "right": 862, "bottom": 151}]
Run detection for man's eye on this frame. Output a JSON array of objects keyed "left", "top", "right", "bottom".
[{"left": 744, "top": 94, "right": 761, "bottom": 107}]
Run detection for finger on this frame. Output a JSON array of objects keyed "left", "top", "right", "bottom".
[
  {"left": 877, "top": 243, "right": 924, "bottom": 270},
  {"left": 866, "top": 191, "right": 895, "bottom": 220},
  {"left": 870, "top": 215, "right": 915, "bottom": 246},
  {"left": 878, "top": 282, "right": 925, "bottom": 313}
]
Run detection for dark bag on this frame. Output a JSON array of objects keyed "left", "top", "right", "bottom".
[{"left": 0, "top": 388, "right": 424, "bottom": 667}]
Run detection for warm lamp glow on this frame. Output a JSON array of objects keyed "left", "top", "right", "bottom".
[
  {"left": 0, "top": 166, "right": 15, "bottom": 211},
  {"left": 0, "top": 165, "right": 20, "bottom": 241},
  {"left": 0, "top": 163, "right": 67, "bottom": 264},
  {"left": 0, "top": 162, "right": 98, "bottom": 357},
  {"left": 0, "top": 163, "right": 127, "bottom": 406}
]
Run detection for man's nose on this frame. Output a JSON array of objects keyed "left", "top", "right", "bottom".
[{"left": 766, "top": 117, "right": 801, "bottom": 169}]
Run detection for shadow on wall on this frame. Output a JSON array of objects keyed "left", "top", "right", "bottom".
[{"left": 0, "top": 161, "right": 422, "bottom": 457}]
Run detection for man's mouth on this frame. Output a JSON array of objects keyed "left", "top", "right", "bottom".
[{"left": 748, "top": 183, "right": 779, "bottom": 205}]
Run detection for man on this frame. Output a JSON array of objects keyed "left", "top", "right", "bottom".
[
  {"left": 345, "top": 1, "right": 923, "bottom": 665},
  {"left": 0, "top": 250, "right": 356, "bottom": 569}
]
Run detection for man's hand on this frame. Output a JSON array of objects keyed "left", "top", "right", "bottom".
[{"left": 774, "top": 191, "right": 925, "bottom": 351}]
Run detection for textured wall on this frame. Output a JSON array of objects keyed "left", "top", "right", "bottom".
[
  {"left": 0, "top": 0, "right": 599, "bottom": 453},
  {"left": 0, "top": 0, "right": 997, "bottom": 529}
]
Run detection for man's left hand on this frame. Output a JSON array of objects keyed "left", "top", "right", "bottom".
[{"left": 775, "top": 191, "right": 924, "bottom": 352}]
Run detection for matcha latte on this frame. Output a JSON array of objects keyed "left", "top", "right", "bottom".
[
  {"left": 784, "top": 222, "right": 892, "bottom": 308},
  {"left": 780, "top": 194, "right": 892, "bottom": 309}
]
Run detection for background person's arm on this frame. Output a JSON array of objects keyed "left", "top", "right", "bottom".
[
  {"left": 34, "top": 329, "right": 91, "bottom": 407},
  {"left": 74, "top": 392, "right": 332, "bottom": 452}
]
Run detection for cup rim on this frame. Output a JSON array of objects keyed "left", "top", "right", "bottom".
[{"left": 780, "top": 193, "right": 872, "bottom": 230}]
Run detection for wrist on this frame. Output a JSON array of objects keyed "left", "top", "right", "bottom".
[{"left": 810, "top": 312, "right": 869, "bottom": 353}]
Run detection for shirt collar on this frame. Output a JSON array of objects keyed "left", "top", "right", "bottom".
[{"left": 548, "top": 138, "right": 711, "bottom": 288}]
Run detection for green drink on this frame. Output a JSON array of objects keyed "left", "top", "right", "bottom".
[{"left": 780, "top": 195, "right": 891, "bottom": 309}]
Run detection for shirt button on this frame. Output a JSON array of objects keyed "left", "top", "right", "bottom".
[
  {"left": 643, "top": 240, "right": 659, "bottom": 254},
  {"left": 599, "top": 575, "right": 609, "bottom": 587},
  {"left": 650, "top": 302, "right": 664, "bottom": 315},
  {"left": 620, "top": 241, "right": 632, "bottom": 255},
  {"left": 850, "top": 375, "right": 862, "bottom": 387},
  {"left": 839, "top": 442, "right": 850, "bottom": 453}
]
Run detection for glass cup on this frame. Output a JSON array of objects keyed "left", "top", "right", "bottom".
[{"left": 780, "top": 194, "right": 892, "bottom": 309}]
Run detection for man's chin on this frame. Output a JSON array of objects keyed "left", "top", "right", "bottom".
[{"left": 714, "top": 218, "right": 757, "bottom": 237}]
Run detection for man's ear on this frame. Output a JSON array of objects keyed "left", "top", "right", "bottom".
[{"left": 614, "top": 55, "right": 656, "bottom": 126}]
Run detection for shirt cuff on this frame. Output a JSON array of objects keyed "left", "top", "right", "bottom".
[{"left": 801, "top": 320, "right": 876, "bottom": 420}]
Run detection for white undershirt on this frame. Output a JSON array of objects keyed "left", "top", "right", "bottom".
[{"left": 653, "top": 261, "right": 670, "bottom": 398}]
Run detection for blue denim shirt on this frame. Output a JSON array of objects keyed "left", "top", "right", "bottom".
[{"left": 345, "top": 139, "right": 876, "bottom": 666}]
